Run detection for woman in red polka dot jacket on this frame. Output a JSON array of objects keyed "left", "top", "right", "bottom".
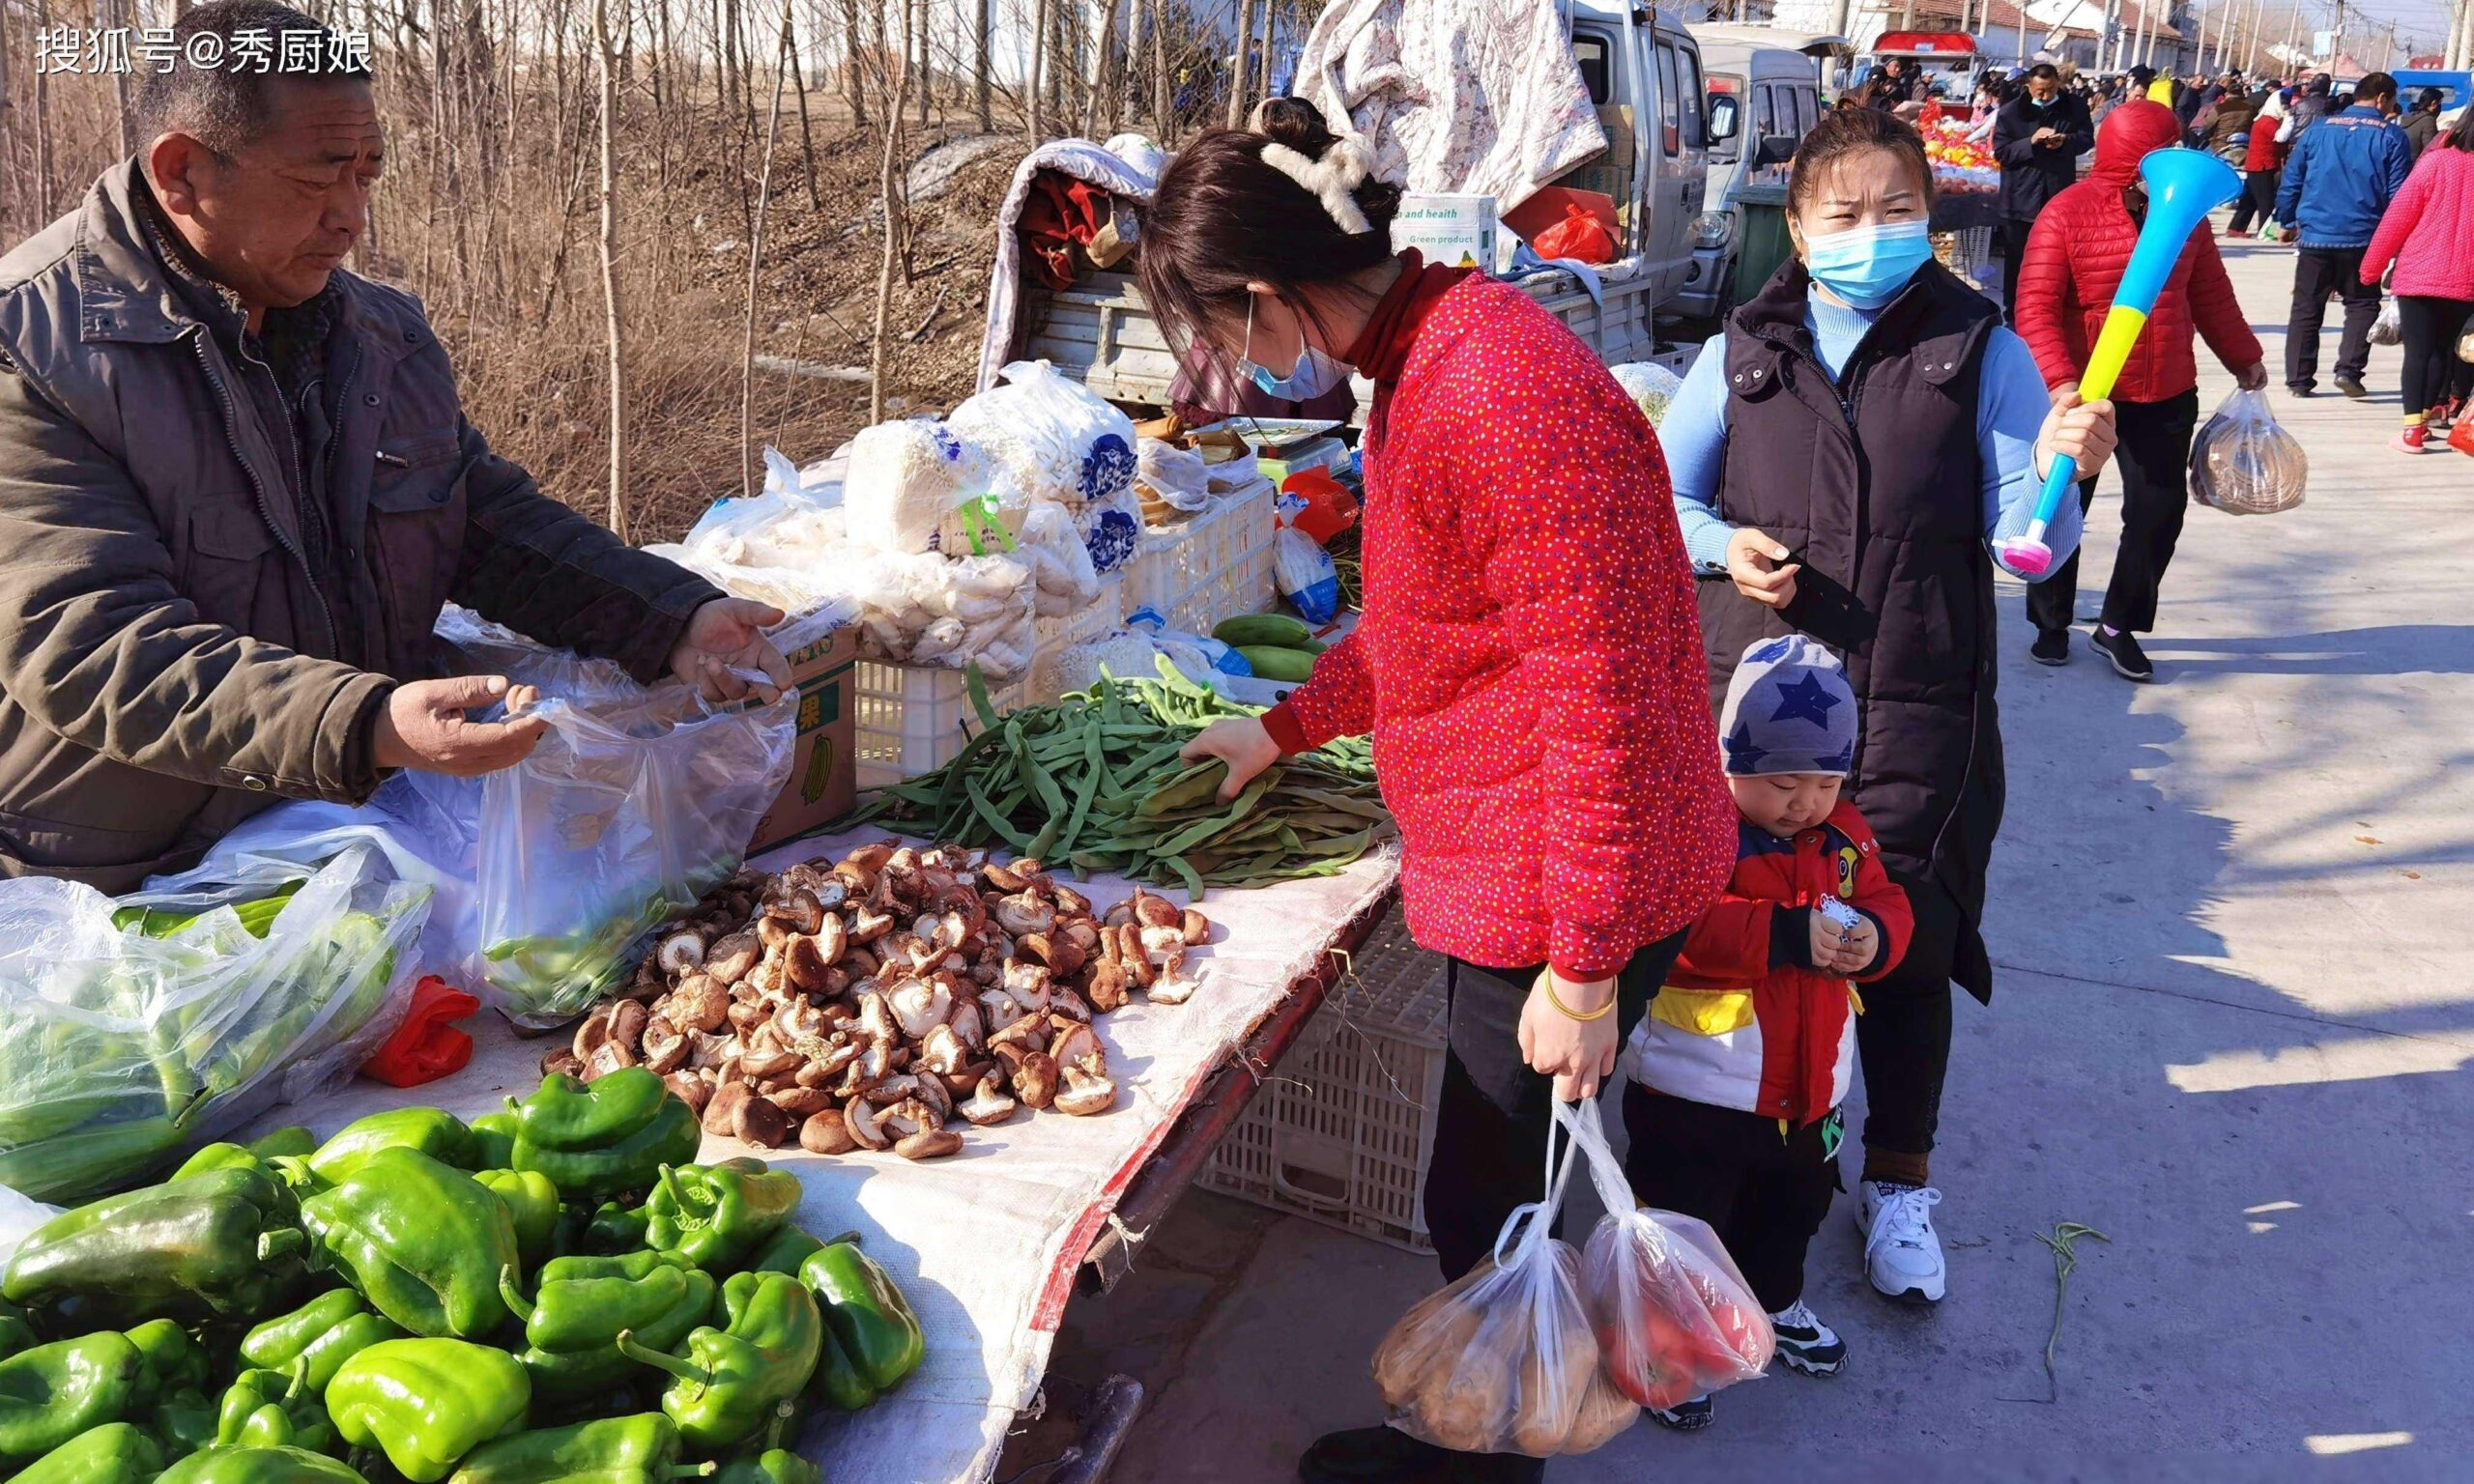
[{"left": 1145, "top": 98, "right": 1737, "bottom": 1484}]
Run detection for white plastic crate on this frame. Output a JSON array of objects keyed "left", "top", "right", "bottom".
[
  {"left": 1122, "top": 478, "right": 1279, "bottom": 635},
  {"left": 852, "top": 661, "right": 1026, "bottom": 791},
  {"left": 1028, "top": 576, "right": 1129, "bottom": 699},
  {"left": 1200, "top": 911, "right": 1451, "bottom": 1253}
]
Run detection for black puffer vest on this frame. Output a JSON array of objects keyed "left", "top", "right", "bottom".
[{"left": 1697, "top": 260, "right": 2004, "bottom": 1001}]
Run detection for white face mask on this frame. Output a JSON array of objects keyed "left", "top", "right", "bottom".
[{"left": 1239, "top": 297, "right": 1351, "bottom": 401}]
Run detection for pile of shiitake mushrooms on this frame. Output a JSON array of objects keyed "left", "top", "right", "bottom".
[{"left": 547, "top": 842, "right": 1212, "bottom": 1160}]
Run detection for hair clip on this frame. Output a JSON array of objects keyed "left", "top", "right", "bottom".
[{"left": 1259, "top": 136, "right": 1377, "bottom": 235}]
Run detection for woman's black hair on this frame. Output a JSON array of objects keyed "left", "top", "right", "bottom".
[
  {"left": 1136, "top": 96, "right": 1404, "bottom": 367},
  {"left": 2443, "top": 102, "right": 2474, "bottom": 153}
]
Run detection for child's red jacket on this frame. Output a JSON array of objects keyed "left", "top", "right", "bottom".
[{"left": 1628, "top": 801, "right": 1913, "bottom": 1126}]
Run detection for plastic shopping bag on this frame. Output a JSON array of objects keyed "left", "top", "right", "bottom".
[
  {"left": 415, "top": 609, "right": 796, "bottom": 1029},
  {"left": 843, "top": 418, "right": 989, "bottom": 554},
  {"left": 1372, "top": 1114, "right": 1610, "bottom": 1456},
  {"left": 1275, "top": 527, "right": 1341, "bottom": 625},
  {"left": 1609, "top": 361, "right": 1684, "bottom": 429},
  {"left": 0, "top": 837, "right": 429, "bottom": 1203},
  {"left": 1559, "top": 1101, "right": 1774, "bottom": 1409},
  {"left": 2189, "top": 387, "right": 2307, "bottom": 517},
  {"left": 1532, "top": 204, "right": 1617, "bottom": 266},
  {"left": 949, "top": 359, "right": 1138, "bottom": 507},
  {"left": 2369, "top": 296, "right": 2402, "bottom": 347}
]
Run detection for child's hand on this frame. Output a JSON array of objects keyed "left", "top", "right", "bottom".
[
  {"left": 1836, "top": 918, "right": 1881, "bottom": 975},
  {"left": 1808, "top": 908, "right": 1850, "bottom": 968}
]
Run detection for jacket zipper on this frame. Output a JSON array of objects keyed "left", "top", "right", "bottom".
[{"left": 191, "top": 329, "right": 339, "bottom": 655}]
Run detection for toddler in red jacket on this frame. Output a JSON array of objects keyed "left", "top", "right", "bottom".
[{"left": 1622, "top": 635, "right": 1913, "bottom": 1432}]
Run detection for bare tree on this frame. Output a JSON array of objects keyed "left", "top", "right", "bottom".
[
  {"left": 1227, "top": 0, "right": 1252, "bottom": 128},
  {"left": 743, "top": 2, "right": 791, "bottom": 499},
  {"left": 1028, "top": 0, "right": 1050, "bottom": 138},
  {"left": 1150, "top": 0, "right": 1169, "bottom": 139},
  {"left": 786, "top": 2, "right": 820, "bottom": 213},
  {"left": 592, "top": 0, "right": 627, "bottom": 536},
  {"left": 974, "top": 0, "right": 992, "bottom": 128},
  {"left": 869, "top": 0, "right": 912, "bottom": 421},
  {"left": 35, "top": 0, "right": 55, "bottom": 220},
  {"left": 1083, "top": 0, "right": 1120, "bottom": 136}
]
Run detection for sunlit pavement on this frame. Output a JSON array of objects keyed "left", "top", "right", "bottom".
[{"left": 1005, "top": 230, "right": 2474, "bottom": 1480}]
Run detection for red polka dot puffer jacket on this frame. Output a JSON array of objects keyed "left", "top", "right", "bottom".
[{"left": 1264, "top": 276, "right": 1735, "bottom": 981}]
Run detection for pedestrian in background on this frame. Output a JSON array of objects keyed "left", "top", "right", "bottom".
[
  {"left": 2276, "top": 71, "right": 2412, "bottom": 399},
  {"left": 2204, "top": 76, "right": 2260, "bottom": 160},
  {"left": 2228, "top": 90, "right": 2286, "bottom": 237},
  {"left": 2014, "top": 100, "right": 2268, "bottom": 681},
  {"left": 2361, "top": 103, "right": 2474, "bottom": 452},
  {"left": 2402, "top": 88, "right": 2444, "bottom": 159},
  {"left": 1994, "top": 64, "right": 2095, "bottom": 323}
]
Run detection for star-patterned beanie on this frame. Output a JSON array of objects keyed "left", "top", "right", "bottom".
[{"left": 1720, "top": 635, "right": 1856, "bottom": 777}]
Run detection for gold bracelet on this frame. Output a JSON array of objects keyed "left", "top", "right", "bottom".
[{"left": 1543, "top": 973, "right": 1616, "bottom": 1022}]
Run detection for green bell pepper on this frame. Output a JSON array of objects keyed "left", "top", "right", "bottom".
[
  {"left": 149, "top": 1384, "right": 218, "bottom": 1456},
  {"left": 477, "top": 1172, "right": 561, "bottom": 1268},
  {"left": 156, "top": 1444, "right": 369, "bottom": 1483},
  {"left": 0, "top": 1301, "right": 33, "bottom": 1361},
  {"left": 644, "top": 1162, "right": 801, "bottom": 1274},
  {"left": 737, "top": 1229, "right": 823, "bottom": 1279},
  {"left": 511, "top": 1091, "right": 699, "bottom": 1205},
  {"left": 328, "top": 1339, "right": 531, "bottom": 1483},
  {"left": 468, "top": 1114, "right": 520, "bottom": 1172},
  {"left": 795, "top": 1242, "right": 922, "bottom": 1398},
  {"left": 169, "top": 1126, "right": 319, "bottom": 1184},
  {"left": 613, "top": 1271, "right": 820, "bottom": 1452},
  {"left": 511, "top": 1070, "right": 670, "bottom": 1153},
  {"left": 215, "top": 1365, "right": 335, "bottom": 1454},
  {"left": 241, "top": 1291, "right": 406, "bottom": 1394},
  {"left": 585, "top": 1203, "right": 652, "bottom": 1255},
  {"left": 535, "top": 1250, "right": 687, "bottom": 1286},
  {"left": 169, "top": 1142, "right": 264, "bottom": 1183},
  {"left": 0, "top": 1330, "right": 147, "bottom": 1466},
  {"left": 502, "top": 1262, "right": 713, "bottom": 1406},
  {"left": 710, "top": 1400, "right": 818, "bottom": 1484},
  {"left": 12, "top": 1422, "right": 166, "bottom": 1484},
  {"left": 800, "top": 1327, "right": 877, "bottom": 1413},
  {"left": 2, "top": 1166, "right": 310, "bottom": 1331},
  {"left": 0, "top": 1113, "right": 187, "bottom": 1209},
  {"left": 251, "top": 1126, "right": 318, "bottom": 1160},
  {"left": 302, "top": 1149, "right": 520, "bottom": 1340},
  {"left": 308, "top": 1109, "right": 475, "bottom": 1184},
  {"left": 443, "top": 1413, "right": 709, "bottom": 1483},
  {"left": 124, "top": 1319, "right": 208, "bottom": 1397}
]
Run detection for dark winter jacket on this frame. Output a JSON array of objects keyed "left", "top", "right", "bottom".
[
  {"left": 1695, "top": 260, "right": 2008, "bottom": 1001},
  {"left": 1992, "top": 91, "right": 2095, "bottom": 222}
]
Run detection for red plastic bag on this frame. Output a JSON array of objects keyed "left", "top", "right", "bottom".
[
  {"left": 360, "top": 976, "right": 480, "bottom": 1087},
  {"left": 1280, "top": 469, "right": 1360, "bottom": 544},
  {"left": 1532, "top": 204, "right": 1617, "bottom": 266},
  {"left": 1558, "top": 1101, "right": 1774, "bottom": 1408}
]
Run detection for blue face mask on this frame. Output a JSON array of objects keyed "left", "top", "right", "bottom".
[
  {"left": 1802, "top": 220, "right": 1934, "bottom": 309},
  {"left": 1240, "top": 299, "right": 1352, "bottom": 401}
]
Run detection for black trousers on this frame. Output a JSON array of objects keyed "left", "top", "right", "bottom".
[
  {"left": 2228, "top": 168, "right": 2279, "bottom": 233},
  {"left": 2025, "top": 388, "right": 2201, "bottom": 637},
  {"left": 2286, "top": 245, "right": 2380, "bottom": 389},
  {"left": 1851, "top": 870, "right": 1964, "bottom": 1159},
  {"left": 1621, "top": 1088, "right": 1840, "bottom": 1313},
  {"left": 1999, "top": 217, "right": 2035, "bottom": 325},
  {"left": 2398, "top": 296, "right": 2474, "bottom": 416},
  {"left": 1424, "top": 933, "right": 1688, "bottom": 1283}
]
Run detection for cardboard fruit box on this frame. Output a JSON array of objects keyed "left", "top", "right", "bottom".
[{"left": 747, "top": 621, "right": 859, "bottom": 855}]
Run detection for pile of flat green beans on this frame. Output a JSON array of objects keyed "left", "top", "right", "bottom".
[{"left": 849, "top": 662, "right": 1392, "bottom": 895}]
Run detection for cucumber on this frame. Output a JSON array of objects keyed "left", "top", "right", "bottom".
[
  {"left": 1236, "top": 645, "right": 1319, "bottom": 683},
  {"left": 1215, "top": 614, "right": 1318, "bottom": 651}
]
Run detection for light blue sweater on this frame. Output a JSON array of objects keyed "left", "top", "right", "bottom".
[{"left": 1663, "top": 292, "right": 2083, "bottom": 581}]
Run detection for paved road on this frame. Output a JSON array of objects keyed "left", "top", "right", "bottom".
[{"left": 1006, "top": 234, "right": 2474, "bottom": 1481}]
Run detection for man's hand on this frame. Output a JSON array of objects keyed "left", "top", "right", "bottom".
[
  {"left": 2235, "top": 360, "right": 2269, "bottom": 391},
  {"left": 1725, "top": 527, "right": 1800, "bottom": 610},
  {"left": 371, "top": 675, "right": 548, "bottom": 776},
  {"left": 2036, "top": 383, "right": 2120, "bottom": 481},
  {"left": 1519, "top": 969, "right": 1622, "bottom": 1101},
  {"left": 670, "top": 598, "right": 793, "bottom": 704},
  {"left": 2032, "top": 127, "right": 2060, "bottom": 145},
  {"left": 1180, "top": 716, "right": 1280, "bottom": 802}
]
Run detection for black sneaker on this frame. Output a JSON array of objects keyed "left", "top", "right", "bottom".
[
  {"left": 2088, "top": 625, "right": 2153, "bottom": 682},
  {"left": 1298, "top": 1425, "right": 1452, "bottom": 1484},
  {"left": 2029, "top": 629, "right": 2071, "bottom": 666},
  {"left": 2287, "top": 384, "right": 2316, "bottom": 398},
  {"left": 1769, "top": 1298, "right": 1849, "bottom": 1376},
  {"left": 2335, "top": 375, "right": 2370, "bottom": 399},
  {"left": 1649, "top": 1395, "right": 1713, "bottom": 1431}
]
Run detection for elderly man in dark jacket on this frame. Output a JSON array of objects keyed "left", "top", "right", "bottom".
[
  {"left": 1992, "top": 63, "right": 2094, "bottom": 323},
  {"left": 0, "top": 0, "right": 788, "bottom": 891}
]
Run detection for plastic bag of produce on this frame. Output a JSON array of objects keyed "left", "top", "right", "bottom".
[
  {"left": 1136, "top": 437, "right": 1213, "bottom": 516},
  {"left": 2369, "top": 296, "right": 2402, "bottom": 348},
  {"left": 1372, "top": 1116, "right": 1602, "bottom": 1456},
  {"left": 950, "top": 359, "right": 1138, "bottom": 507},
  {"left": 0, "top": 839, "right": 428, "bottom": 1204},
  {"left": 2189, "top": 387, "right": 2307, "bottom": 517},
  {"left": 1559, "top": 1100, "right": 1773, "bottom": 1409},
  {"left": 844, "top": 418, "right": 988, "bottom": 554},
  {"left": 413, "top": 609, "right": 797, "bottom": 1029},
  {"left": 1079, "top": 485, "right": 1146, "bottom": 576},
  {"left": 1609, "top": 361, "right": 1684, "bottom": 429},
  {"left": 1275, "top": 527, "right": 1340, "bottom": 625}
]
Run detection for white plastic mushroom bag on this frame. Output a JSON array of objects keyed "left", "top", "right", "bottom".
[
  {"left": 2188, "top": 387, "right": 2307, "bottom": 517},
  {"left": 1371, "top": 1111, "right": 1627, "bottom": 1456},
  {"left": 1558, "top": 1099, "right": 1775, "bottom": 1411},
  {"left": 948, "top": 359, "right": 1137, "bottom": 506}
]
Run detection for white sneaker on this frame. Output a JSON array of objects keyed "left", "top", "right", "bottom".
[
  {"left": 1769, "top": 1298, "right": 1847, "bottom": 1375},
  {"left": 1856, "top": 1182, "right": 1946, "bottom": 1303}
]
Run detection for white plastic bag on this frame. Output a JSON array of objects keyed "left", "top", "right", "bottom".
[
  {"left": 1275, "top": 527, "right": 1340, "bottom": 624},
  {"left": 1371, "top": 1115, "right": 1606, "bottom": 1456},
  {"left": 1019, "top": 499, "right": 1104, "bottom": 615},
  {"left": 1609, "top": 361, "right": 1685, "bottom": 428},
  {"left": 1559, "top": 1100, "right": 1775, "bottom": 1411},
  {"left": 949, "top": 359, "right": 1138, "bottom": 506},
  {"left": 844, "top": 418, "right": 988, "bottom": 554},
  {"left": 0, "top": 838, "right": 429, "bottom": 1202},
  {"left": 2190, "top": 387, "right": 2307, "bottom": 516},
  {"left": 2369, "top": 297, "right": 2402, "bottom": 347},
  {"left": 417, "top": 610, "right": 796, "bottom": 1028},
  {"left": 1136, "top": 438, "right": 1214, "bottom": 515},
  {"left": 1079, "top": 485, "right": 1146, "bottom": 576}
]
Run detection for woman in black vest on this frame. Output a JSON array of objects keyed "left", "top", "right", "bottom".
[{"left": 1654, "top": 106, "right": 2117, "bottom": 1307}]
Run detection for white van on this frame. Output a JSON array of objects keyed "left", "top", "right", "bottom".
[{"left": 1677, "top": 28, "right": 1837, "bottom": 317}]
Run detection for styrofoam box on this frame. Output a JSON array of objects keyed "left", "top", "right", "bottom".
[{"left": 1200, "top": 910, "right": 1451, "bottom": 1253}]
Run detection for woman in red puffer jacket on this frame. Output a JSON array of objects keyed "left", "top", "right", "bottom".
[
  {"left": 2013, "top": 100, "right": 2268, "bottom": 681},
  {"left": 1143, "top": 97, "right": 1735, "bottom": 1484}
]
